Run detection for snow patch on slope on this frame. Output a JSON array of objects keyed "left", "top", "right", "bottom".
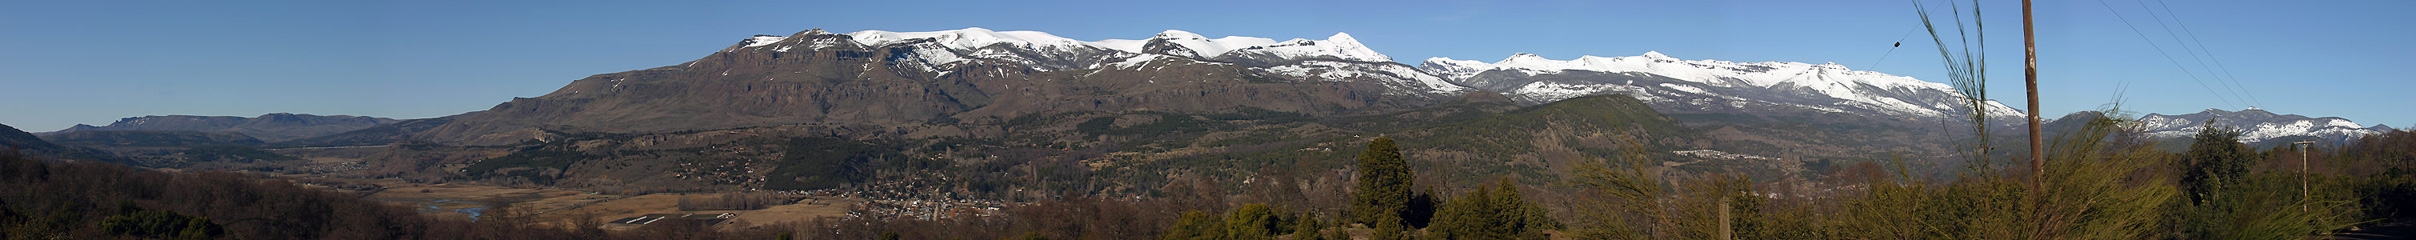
[
  {"left": 1107, "top": 55, "right": 1162, "bottom": 69},
  {"left": 1516, "top": 81, "right": 1639, "bottom": 102},
  {"left": 1420, "top": 57, "right": 1496, "bottom": 80},
  {"left": 1264, "top": 61, "right": 1468, "bottom": 94}
]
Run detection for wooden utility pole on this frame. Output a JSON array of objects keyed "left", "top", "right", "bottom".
[
  {"left": 2021, "top": 3, "right": 2048, "bottom": 237},
  {"left": 2023, "top": 0, "right": 2043, "bottom": 189},
  {"left": 1719, "top": 197, "right": 1733, "bottom": 240},
  {"left": 2296, "top": 140, "right": 2316, "bottom": 212}
]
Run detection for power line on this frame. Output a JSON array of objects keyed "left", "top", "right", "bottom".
[
  {"left": 1864, "top": 27, "right": 1922, "bottom": 72},
  {"left": 2096, "top": 0, "right": 2238, "bottom": 109},
  {"left": 2134, "top": 0, "right": 2252, "bottom": 107},
  {"left": 2151, "top": 0, "right": 2265, "bottom": 107},
  {"left": 2135, "top": 0, "right": 2261, "bottom": 107}
]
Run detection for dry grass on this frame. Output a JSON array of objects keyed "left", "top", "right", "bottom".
[
  {"left": 286, "top": 172, "right": 864, "bottom": 231},
  {"left": 537, "top": 193, "right": 685, "bottom": 224},
  {"left": 726, "top": 198, "right": 860, "bottom": 226}
]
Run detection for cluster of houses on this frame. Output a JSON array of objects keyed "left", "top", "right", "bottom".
[
  {"left": 843, "top": 198, "right": 1010, "bottom": 221},
  {"left": 787, "top": 184, "right": 1017, "bottom": 221}
]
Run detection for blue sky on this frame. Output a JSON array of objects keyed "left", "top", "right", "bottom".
[{"left": 3, "top": 0, "right": 2409, "bottom": 132}]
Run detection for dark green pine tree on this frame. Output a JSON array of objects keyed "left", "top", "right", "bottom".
[
  {"left": 1431, "top": 178, "right": 1552, "bottom": 240},
  {"left": 1351, "top": 137, "right": 1414, "bottom": 228},
  {"left": 2180, "top": 119, "right": 2255, "bottom": 204}
]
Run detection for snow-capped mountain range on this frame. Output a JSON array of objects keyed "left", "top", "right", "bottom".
[
  {"left": 1421, "top": 52, "right": 2025, "bottom": 121},
  {"left": 2136, "top": 108, "right": 2391, "bottom": 144},
  {"left": 724, "top": 27, "right": 1463, "bottom": 95},
  {"left": 716, "top": 27, "right": 2381, "bottom": 143}
]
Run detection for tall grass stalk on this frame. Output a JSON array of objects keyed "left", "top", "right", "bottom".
[{"left": 1912, "top": 0, "right": 1996, "bottom": 171}]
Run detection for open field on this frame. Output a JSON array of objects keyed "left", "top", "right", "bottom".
[
  {"left": 727, "top": 197, "right": 859, "bottom": 226},
  {"left": 533, "top": 193, "right": 680, "bottom": 225},
  {"left": 531, "top": 192, "right": 858, "bottom": 229},
  {"left": 358, "top": 179, "right": 604, "bottom": 221},
  {"left": 280, "top": 174, "right": 857, "bottom": 230}
]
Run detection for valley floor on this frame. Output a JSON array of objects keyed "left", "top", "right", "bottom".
[{"left": 278, "top": 174, "right": 862, "bottom": 231}]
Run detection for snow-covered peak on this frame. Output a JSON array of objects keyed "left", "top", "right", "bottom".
[
  {"left": 1641, "top": 51, "right": 1673, "bottom": 59},
  {"left": 1317, "top": 32, "right": 1390, "bottom": 61},
  {"left": 1422, "top": 57, "right": 1492, "bottom": 68},
  {"left": 1058, "top": 29, "right": 1393, "bottom": 61},
  {"left": 1154, "top": 29, "right": 1207, "bottom": 40},
  {"left": 846, "top": 27, "right": 1091, "bottom": 51},
  {"left": 1496, "top": 53, "right": 1561, "bottom": 68},
  {"left": 1217, "top": 32, "right": 1392, "bottom": 62},
  {"left": 1327, "top": 32, "right": 1359, "bottom": 43},
  {"left": 1132, "top": 30, "right": 1279, "bottom": 58},
  {"left": 1419, "top": 57, "right": 1497, "bottom": 80},
  {"left": 742, "top": 35, "right": 787, "bottom": 47}
]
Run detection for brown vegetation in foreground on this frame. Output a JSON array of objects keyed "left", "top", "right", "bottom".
[{"left": 0, "top": 148, "right": 816, "bottom": 240}]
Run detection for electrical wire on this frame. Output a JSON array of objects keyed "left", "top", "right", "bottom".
[
  {"left": 2136, "top": 0, "right": 2260, "bottom": 109},
  {"left": 1864, "top": 27, "right": 1923, "bottom": 73},
  {"left": 2151, "top": 0, "right": 2265, "bottom": 108},
  {"left": 2135, "top": 0, "right": 2254, "bottom": 108},
  {"left": 2097, "top": 0, "right": 2239, "bottom": 109}
]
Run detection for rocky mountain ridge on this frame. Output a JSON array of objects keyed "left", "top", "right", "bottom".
[
  {"left": 412, "top": 27, "right": 2388, "bottom": 148},
  {"left": 408, "top": 27, "right": 1472, "bottom": 146},
  {"left": 48, "top": 113, "right": 399, "bottom": 142},
  {"left": 370, "top": 27, "right": 2395, "bottom": 187}
]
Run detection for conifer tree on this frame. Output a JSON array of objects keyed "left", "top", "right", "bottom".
[
  {"left": 1351, "top": 137, "right": 1414, "bottom": 227},
  {"left": 2181, "top": 120, "right": 2255, "bottom": 204},
  {"left": 1431, "top": 178, "right": 1552, "bottom": 240}
]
